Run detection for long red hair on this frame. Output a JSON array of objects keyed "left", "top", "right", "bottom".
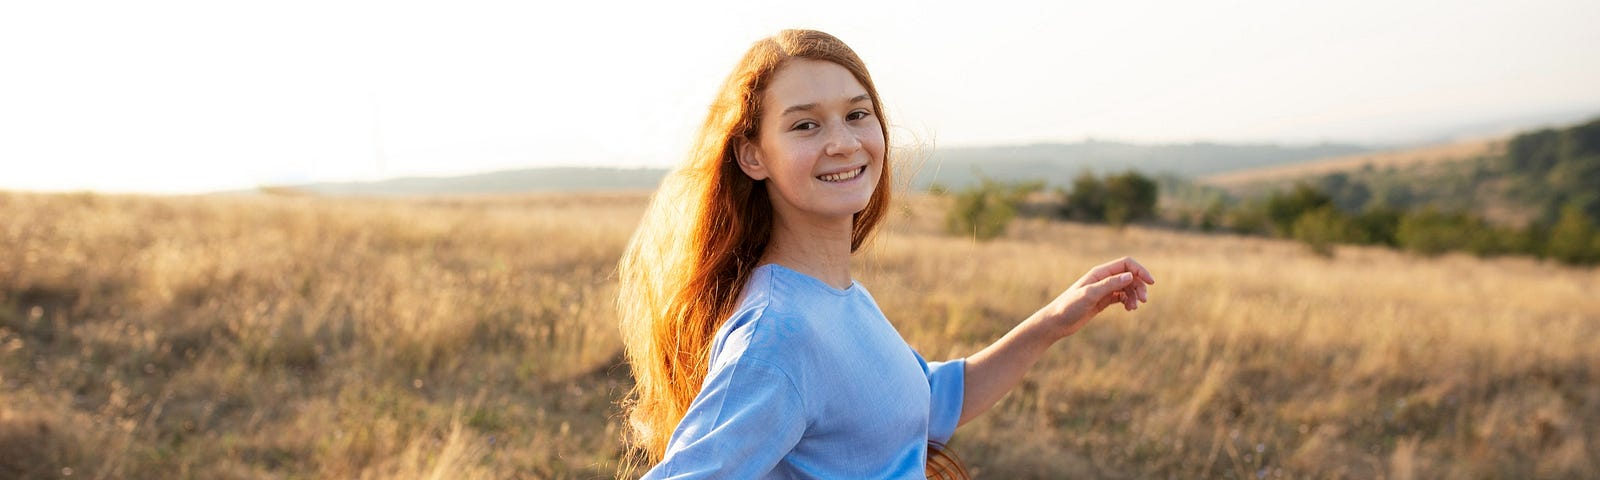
[
  {"left": 616, "top": 29, "right": 894, "bottom": 464},
  {"left": 617, "top": 30, "right": 966, "bottom": 476}
]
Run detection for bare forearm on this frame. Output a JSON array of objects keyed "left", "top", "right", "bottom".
[
  {"left": 953, "top": 256, "right": 1155, "bottom": 427},
  {"left": 958, "top": 311, "right": 1060, "bottom": 426}
]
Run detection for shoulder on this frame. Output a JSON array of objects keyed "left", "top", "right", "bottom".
[{"left": 708, "top": 267, "right": 826, "bottom": 372}]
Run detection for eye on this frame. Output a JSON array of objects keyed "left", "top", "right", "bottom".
[
  {"left": 847, "top": 109, "right": 872, "bottom": 121},
  {"left": 791, "top": 120, "right": 820, "bottom": 131}
]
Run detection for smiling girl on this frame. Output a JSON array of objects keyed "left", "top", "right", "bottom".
[{"left": 618, "top": 29, "right": 1154, "bottom": 478}]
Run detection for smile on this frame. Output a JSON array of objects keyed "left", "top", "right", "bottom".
[{"left": 816, "top": 165, "right": 866, "bottom": 183}]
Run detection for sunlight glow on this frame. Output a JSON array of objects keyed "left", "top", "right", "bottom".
[{"left": 1, "top": 0, "right": 1597, "bottom": 193}]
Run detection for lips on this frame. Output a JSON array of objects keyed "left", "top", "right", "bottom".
[{"left": 816, "top": 165, "right": 866, "bottom": 183}]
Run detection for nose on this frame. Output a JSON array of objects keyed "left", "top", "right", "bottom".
[{"left": 824, "top": 124, "right": 863, "bottom": 158}]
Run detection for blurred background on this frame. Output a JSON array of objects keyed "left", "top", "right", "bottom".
[
  {"left": 2, "top": 0, "right": 1598, "bottom": 478},
  {"left": 4, "top": 0, "right": 1598, "bottom": 193}
]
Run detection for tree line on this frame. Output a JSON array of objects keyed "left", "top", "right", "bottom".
[
  {"left": 935, "top": 116, "right": 1600, "bottom": 266},
  {"left": 1217, "top": 182, "right": 1600, "bottom": 264},
  {"left": 936, "top": 170, "right": 1158, "bottom": 240}
]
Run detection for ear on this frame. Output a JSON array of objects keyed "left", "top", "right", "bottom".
[{"left": 734, "top": 137, "right": 769, "bottom": 181}]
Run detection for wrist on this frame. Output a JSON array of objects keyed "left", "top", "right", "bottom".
[{"left": 1019, "top": 310, "right": 1068, "bottom": 348}]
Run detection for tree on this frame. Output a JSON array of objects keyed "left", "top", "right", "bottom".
[
  {"left": 1352, "top": 206, "right": 1402, "bottom": 247},
  {"left": 1547, "top": 204, "right": 1597, "bottom": 265},
  {"left": 1265, "top": 183, "right": 1333, "bottom": 237},
  {"left": 1395, "top": 207, "right": 1476, "bottom": 256},
  {"left": 1200, "top": 198, "right": 1225, "bottom": 233},
  {"left": 1226, "top": 200, "right": 1271, "bottom": 235},
  {"left": 1102, "top": 171, "right": 1159, "bottom": 228},
  {"left": 1292, "top": 206, "right": 1360, "bottom": 257},
  {"left": 1060, "top": 170, "right": 1106, "bottom": 222},
  {"left": 1055, "top": 170, "right": 1159, "bottom": 228},
  {"left": 945, "top": 178, "right": 1039, "bottom": 241},
  {"left": 1506, "top": 128, "right": 1561, "bottom": 173}
]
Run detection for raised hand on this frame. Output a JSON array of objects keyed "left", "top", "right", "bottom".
[
  {"left": 958, "top": 256, "right": 1156, "bottom": 426},
  {"left": 1033, "top": 256, "right": 1156, "bottom": 340}
]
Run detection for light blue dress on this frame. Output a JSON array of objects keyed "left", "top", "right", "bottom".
[{"left": 644, "top": 263, "right": 967, "bottom": 479}]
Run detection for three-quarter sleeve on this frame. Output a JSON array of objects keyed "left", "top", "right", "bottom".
[
  {"left": 644, "top": 357, "right": 808, "bottom": 479},
  {"left": 924, "top": 358, "right": 967, "bottom": 445}
]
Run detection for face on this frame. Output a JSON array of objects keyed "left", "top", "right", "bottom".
[{"left": 736, "top": 59, "right": 885, "bottom": 226}]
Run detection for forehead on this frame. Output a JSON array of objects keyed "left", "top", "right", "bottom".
[{"left": 763, "top": 59, "right": 869, "bottom": 114}]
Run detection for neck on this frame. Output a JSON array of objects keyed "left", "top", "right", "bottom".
[{"left": 761, "top": 211, "right": 855, "bottom": 290}]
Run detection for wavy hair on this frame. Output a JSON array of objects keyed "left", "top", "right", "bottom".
[{"left": 617, "top": 29, "right": 963, "bottom": 477}]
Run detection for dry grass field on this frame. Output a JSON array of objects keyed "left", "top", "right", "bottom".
[{"left": 2, "top": 189, "right": 1597, "bottom": 479}]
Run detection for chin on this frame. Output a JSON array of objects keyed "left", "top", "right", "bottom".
[
  {"left": 809, "top": 192, "right": 873, "bottom": 220},
  {"left": 837, "top": 181, "right": 877, "bottom": 211},
  {"left": 841, "top": 194, "right": 876, "bottom": 217}
]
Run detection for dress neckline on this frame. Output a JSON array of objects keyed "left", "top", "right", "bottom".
[{"left": 758, "top": 263, "right": 859, "bottom": 296}]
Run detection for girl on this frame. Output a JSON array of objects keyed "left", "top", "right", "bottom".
[{"left": 618, "top": 29, "right": 1155, "bottom": 478}]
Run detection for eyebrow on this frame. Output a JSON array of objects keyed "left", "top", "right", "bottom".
[{"left": 779, "top": 94, "right": 872, "bottom": 117}]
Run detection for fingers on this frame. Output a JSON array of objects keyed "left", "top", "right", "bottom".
[
  {"left": 1086, "top": 256, "right": 1157, "bottom": 287},
  {"left": 1107, "top": 291, "right": 1127, "bottom": 311},
  {"left": 1070, "top": 257, "right": 1155, "bottom": 315},
  {"left": 1132, "top": 275, "right": 1148, "bottom": 303},
  {"left": 1087, "top": 268, "right": 1152, "bottom": 313},
  {"left": 1112, "top": 256, "right": 1156, "bottom": 285},
  {"left": 1089, "top": 271, "right": 1137, "bottom": 298},
  {"left": 1113, "top": 285, "right": 1137, "bottom": 311},
  {"left": 1104, "top": 287, "right": 1138, "bottom": 311},
  {"left": 1111, "top": 257, "right": 1153, "bottom": 307},
  {"left": 1111, "top": 291, "right": 1133, "bottom": 311}
]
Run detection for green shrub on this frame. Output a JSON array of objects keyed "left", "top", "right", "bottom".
[
  {"left": 1292, "top": 206, "right": 1361, "bottom": 257},
  {"left": 1349, "top": 206, "right": 1400, "bottom": 247},
  {"left": 1199, "top": 198, "right": 1225, "bottom": 233},
  {"left": 1265, "top": 182, "right": 1333, "bottom": 237},
  {"left": 946, "top": 178, "right": 1036, "bottom": 240},
  {"left": 1103, "top": 171, "right": 1159, "bottom": 227},
  {"left": 1059, "top": 170, "right": 1159, "bottom": 228},
  {"left": 1396, "top": 208, "right": 1478, "bottom": 256},
  {"left": 1224, "top": 200, "right": 1271, "bottom": 236},
  {"left": 1060, "top": 171, "right": 1107, "bottom": 222},
  {"left": 1547, "top": 204, "right": 1598, "bottom": 264}
]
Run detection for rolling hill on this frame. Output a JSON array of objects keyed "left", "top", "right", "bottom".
[
  {"left": 269, "top": 167, "right": 670, "bottom": 196},
  {"left": 912, "top": 140, "right": 1369, "bottom": 189},
  {"left": 272, "top": 141, "right": 1370, "bottom": 196},
  {"left": 1197, "top": 136, "right": 1505, "bottom": 194},
  {"left": 264, "top": 113, "right": 1598, "bottom": 214},
  {"left": 1187, "top": 116, "right": 1600, "bottom": 229}
]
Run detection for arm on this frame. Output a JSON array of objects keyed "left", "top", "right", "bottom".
[
  {"left": 644, "top": 357, "right": 807, "bottom": 479},
  {"left": 958, "top": 256, "right": 1155, "bottom": 426}
]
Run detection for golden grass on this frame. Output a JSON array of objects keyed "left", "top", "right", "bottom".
[
  {"left": 871, "top": 201, "right": 1599, "bottom": 478},
  {"left": 1, "top": 189, "right": 1595, "bottom": 478},
  {"left": 1, "top": 192, "right": 635, "bottom": 478}
]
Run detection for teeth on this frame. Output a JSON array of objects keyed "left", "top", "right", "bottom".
[{"left": 817, "top": 166, "right": 864, "bottom": 182}]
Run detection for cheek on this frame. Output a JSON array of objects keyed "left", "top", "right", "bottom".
[
  {"left": 862, "top": 129, "right": 887, "bottom": 164},
  {"left": 762, "top": 140, "right": 819, "bottom": 183}
]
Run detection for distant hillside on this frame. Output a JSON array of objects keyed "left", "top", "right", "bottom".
[
  {"left": 915, "top": 141, "right": 1370, "bottom": 189},
  {"left": 1495, "top": 117, "right": 1600, "bottom": 223},
  {"left": 284, "top": 167, "right": 668, "bottom": 196},
  {"left": 1197, "top": 136, "right": 1506, "bottom": 195},
  {"left": 1186, "top": 116, "right": 1600, "bottom": 228},
  {"left": 275, "top": 141, "right": 1372, "bottom": 196}
]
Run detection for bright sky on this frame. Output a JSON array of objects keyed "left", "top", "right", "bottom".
[{"left": 3, "top": 0, "right": 1598, "bottom": 193}]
